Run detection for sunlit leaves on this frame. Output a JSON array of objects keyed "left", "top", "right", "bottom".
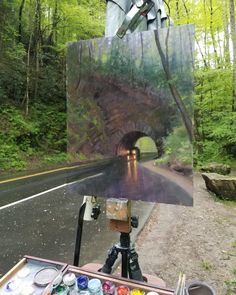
[
  {"left": 168, "top": 0, "right": 236, "bottom": 164},
  {"left": 0, "top": 0, "right": 106, "bottom": 170}
]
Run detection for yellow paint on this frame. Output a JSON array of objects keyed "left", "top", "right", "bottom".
[
  {"left": 131, "top": 289, "right": 145, "bottom": 295},
  {"left": 0, "top": 164, "right": 85, "bottom": 185}
]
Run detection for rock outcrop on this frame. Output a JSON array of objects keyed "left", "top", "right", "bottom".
[
  {"left": 202, "top": 173, "right": 236, "bottom": 200},
  {"left": 200, "top": 163, "right": 231, "bottom": 175},
  {"left": 170, "top": 161, "right": 192, "bottom": 176}
]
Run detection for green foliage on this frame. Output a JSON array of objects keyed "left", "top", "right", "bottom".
[
  {"left": 78, "top": 153, "right": 88, "bottom": 161},
  {"left": 155, "top": 126, "right": 192, "bottom": 166},
  {"left": 0, "top": 143, "right": 26, "bottom": 170},
  {"left": 30, "top": 103, "right": 66, "bottom": 152},
  {"left": 0, "top": 2, "right": 26, "bottom": 103},
  {"left": 0, "top": 103, "right": 66, "bottom": 171},
  {"left": 0, "top": 0, "right": 235, "bottom": 172},
  {"left": 55, "top": 0, "right": 105, "bottom": 44},
  {"left": 233, "top": 268, "right": 236, "bottom": 276},
  {"left": 225, "top": 279, "right": 236, "bottom": 295},
  {"left": 194, "top": 68, "right": 236, "bottom": 167},
  {"left": 0, "top": 0, "right": 105, "bottom": 172},
  {"left": 43, "top": 152, "right": 68, "bottom": 164},
  {"left": 67, "top": 95, "right": 106, "bottom": 159},
  {"left": 232, "top": 241, "right": 236, "bottom": 248},
  {"left": 0, "top": 105, "right": 35, "bottom": 170},
  {"left": 169, "top": 0, "right": 236, "bottom": 167},
  {"left": 201, "top": 260, "right": 212, "bottom": 271},
  {"left": 225, "top": 242, "right": 236, "bottom": 294},
  {"left": 135, "top": 137, "right": 157, "bottom": 153},
  {"left": 194, "top": 140, "right": 229, "bottom": 166}
]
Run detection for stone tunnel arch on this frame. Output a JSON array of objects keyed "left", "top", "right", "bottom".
[
  {"left": 68, "top": 66, "right": 171, "bottom": 159},
  {"left": 112, "top": 122, "right": 164, "bottom": 157}
]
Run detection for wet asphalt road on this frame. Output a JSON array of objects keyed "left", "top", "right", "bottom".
[
  {"left": 69, "top": 158, "right": 193, "bottom": 206},
  {"left": 0, "top": 160, "right": 112, "bottom": 207},
  {"left": 0, "top": 184, "right": 153, "bottom": 277},
  {"left": 0, "top": 157, "right": 192, "bottom": 276}
]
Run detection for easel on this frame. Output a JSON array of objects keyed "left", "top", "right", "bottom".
[
  {"left": 73, "top": 196, "right": 101, "bottom": 267},
  {"left": 101, "top": 198, "right": 143, "bottom": 281},
  {"left": 73, "top": 198, "right": 144, "bottom": 281}
]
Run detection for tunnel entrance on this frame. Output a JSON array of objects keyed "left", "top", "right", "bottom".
[
  {"left": 116, "top": 131, "right": 158, "bottom": 159},
  {"left": 135, "top": 136, "right": 157, "bottom": 153}
]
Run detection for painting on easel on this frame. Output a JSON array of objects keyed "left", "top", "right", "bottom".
[{"left": 67, "top": 25, "right": 194, "bottom": 206}]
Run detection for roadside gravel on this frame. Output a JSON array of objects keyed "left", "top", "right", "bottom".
[{"left": 136, "top": 172, "right": 236, "bottom": 295}]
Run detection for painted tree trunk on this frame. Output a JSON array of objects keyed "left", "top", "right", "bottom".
[{"left": 154, "top": 30, "right": 193, "bottom": 142}]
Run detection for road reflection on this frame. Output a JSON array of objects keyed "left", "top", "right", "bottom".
[
  {"left": 69, "top": 158, "right": 193, "bottom": 206},
  {"left": 127, "top": 159, "right": 138, "bottom": 183}
]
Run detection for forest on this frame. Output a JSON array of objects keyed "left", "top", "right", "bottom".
[{"left": 0, "top": 0, "right": 235, "bottom": 172}]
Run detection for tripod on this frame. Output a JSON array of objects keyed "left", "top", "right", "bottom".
[{"left": 100, "top": 223, "right": 144, "bottom": 282}]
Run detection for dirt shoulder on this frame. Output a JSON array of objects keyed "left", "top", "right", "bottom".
[{"left": 135, "top": 165, "right": 236, "bottom": 295}]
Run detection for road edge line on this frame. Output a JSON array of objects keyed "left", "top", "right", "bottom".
[
  {"left": 0, "top": 172, "right": 104, "bottom": 211},
  {"left": 0, "top": 183, "right": 68, "bottom": 211}
]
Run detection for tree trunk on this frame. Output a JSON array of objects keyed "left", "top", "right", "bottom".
[
  {"left": 209, "top": 0, "right": 220, "bottom": 67},
  {"left": 217, "top": 28, "right": 223, "bottom": 64},
  {"left": 222, "top": 0, "right": 230, "bottom": 65},
  {"left": 181, "top": 1, "right": 208, "bottom": 68},
  {"left": 18, "top": 0, "right": 25, "bottom": 42},
  {"left": 196, "top": 37, "right": 209, "bottom": 68},
  {"left": 203, "top": 0, "right": 208, "bottom": 62},
  {"left": 48, "top": 0, "right": 58, "bottom": 46},
  {"left": 53, "top": 0, "right": 58, "bottom": 44},
  {"left": 23, "top": 0, "right": 36, "bottom": 115},
  {"left": 140, "top": 32, "right": 145, "bottom": 70},
  {"left": 230, "top": 0, "right": 236, "bottom": 111},
  {"left": 34, "top": 0, "right": 41, "bottom": 101},
  {"left": 24, "top": 31, "right": 33, "bottom": 116},
  {"left": 176, "top": 0, "right": 180, "bottom": 24},
  {"left": 154, "top": 30, "right": 193, "bottom": 142}
]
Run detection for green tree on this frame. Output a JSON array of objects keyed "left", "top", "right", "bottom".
[
  {"left": 168, "top": 0, "right": 236, "bottom": 166},
  {"left": 0, "top": 0, "right": 105, "bottom": 171}
]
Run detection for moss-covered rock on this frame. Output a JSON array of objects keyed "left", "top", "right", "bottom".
[
  {"left": 200, "top": 163, "right": 231, "bottom": 175},
  {"left": 202, "top": 173, "right": 236, "bottom": 200}
]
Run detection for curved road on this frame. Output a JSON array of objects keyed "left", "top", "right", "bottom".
[{"left": 69, "top": 158, "right": 193, "bottom": 206}]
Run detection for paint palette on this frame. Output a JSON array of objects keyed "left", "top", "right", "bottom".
[
  {"left": 0, "top": 256, "right": 66, "bottom": 294},
  {"left": 0, "top": 256, "right": 175, "bottom": 295},
  {"left": 56, "top": 266, "right": 174, "bottom": 295}
]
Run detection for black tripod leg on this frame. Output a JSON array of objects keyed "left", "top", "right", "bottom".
[
  {"left": 121, "top": 250, "right": 128, "bottom": 278},
  {"left": 128, "top": 248, "right": 144, "bottom": 282},
  {"left": 73, "top": 202, "right": 86, "bottom": 266},
  {"left": 100, "top": 246, "right": 119, "bottom": 274},
  {"left": 120, "top": 232, "right": 130, "bottom": 278}
]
